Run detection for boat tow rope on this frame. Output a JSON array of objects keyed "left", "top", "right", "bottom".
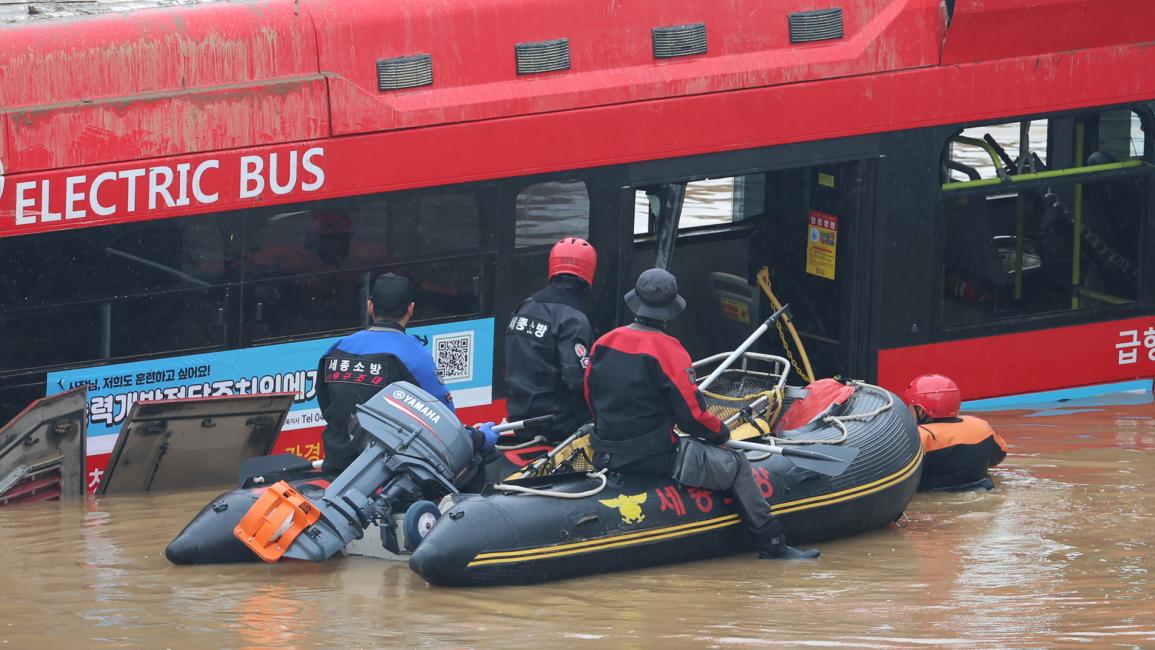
[
  {"left": 773, "top": 381, "right": 895, "bottom": 447},
  {"left": 491, "top": 468, "right": 609, "bottom": 499},
  {"left": 494, "top": 435, "right": 547, "bottom": 451},
  {"left": 723, "top": 380, "right": 893, "bottom": 449}
]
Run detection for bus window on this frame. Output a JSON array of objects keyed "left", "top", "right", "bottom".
[
  {"left": 111, "top": 288, "right": 230, "bottom": 357},
  {"left": 515, "top": 180, "right": 590, "bottom": 247},
  {"left": 0, "top": 215, "right": 240, "bottom": 373},
  {"left": 627, "top": 173, "right": 773, "bottom": 360},
  {"left": 417, "top": 190, "right": 484, "bottom": 254},
  {"left": 0, "top": 304, "right": 105, "bottom": 370},
  {"left": 945, "top": 120, "right": 1050, "bottom": 182},
  {"left": 242, "top": 184, "right": 493, "bottom": 341},
  {"left": 633, "top": 175, "right": 763, "bottom": 235},
  {"left": 940, "top": 108, "right": 1151, "bottom": 326}
]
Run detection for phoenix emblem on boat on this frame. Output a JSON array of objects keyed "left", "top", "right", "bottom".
[{"left": 599, "top": 493, "right": 648, "bottom": 525}]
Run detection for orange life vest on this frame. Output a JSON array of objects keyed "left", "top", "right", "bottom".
[
  {"left": 919, "top": 415, "right": 1008, "bottom": 457},
  {"left": 916, "top": 415, "right": 1008, "bottom": 491}
]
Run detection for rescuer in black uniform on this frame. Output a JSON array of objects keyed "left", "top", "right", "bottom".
[
  {"left": 317, "top": 273, "right": 496, "bottom": 473},
  {"left": 504, "top": 237, "right": 598, "bottom": 442},
  {"left": 585, "top": 268, "right": 819, "bottom": 560}
]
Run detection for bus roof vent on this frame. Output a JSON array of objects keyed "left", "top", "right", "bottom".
[
  {"left": 788, "top": 8, "right": 844, "bottom": 43},
  {"left": 652, "top": 23, "right": 707, "bottom": 59},
  {"left": 516, "top": 38, "right": 572, "bottom": 75},
  {"left": 376, "top": 54, "right": 434, "bottom": 91}
]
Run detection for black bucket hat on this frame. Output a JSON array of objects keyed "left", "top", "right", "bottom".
[{"left": 624, "top": 268, "right": 686, "bottom": 321}]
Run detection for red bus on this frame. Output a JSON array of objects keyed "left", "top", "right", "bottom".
[{"left": 2, "top": 0, "right": 1154, "bottom": 490}]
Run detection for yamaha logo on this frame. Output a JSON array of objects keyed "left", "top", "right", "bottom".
[{"left": 390, "top": 390, "right": 443, "bottom": 425}]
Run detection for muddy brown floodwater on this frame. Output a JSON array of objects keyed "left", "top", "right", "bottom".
[{"left": 1, "top": 398, "right": 1152, "bottom": 649}]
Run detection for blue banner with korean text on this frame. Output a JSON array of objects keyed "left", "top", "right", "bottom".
[{"left": 47, "top": 318, "right": 494, "bottom": 454}]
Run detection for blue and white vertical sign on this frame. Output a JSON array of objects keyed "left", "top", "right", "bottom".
[{"left": 47, "top": 318, "right": 495, "bottom": 455}]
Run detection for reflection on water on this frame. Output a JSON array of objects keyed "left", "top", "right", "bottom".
[{"left": 1, "top": 401, "right": 1153, "bottom": 647}]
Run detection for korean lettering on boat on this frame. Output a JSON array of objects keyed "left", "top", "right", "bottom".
[
  {"left": 752, "top": 467, "right": 774, "bottom": 499},
  {"left": 655, "top": 485, "right": 687, "bottom": 516},
  {"left": 686, "top": 487, "right": 715, "bottom": 513}
]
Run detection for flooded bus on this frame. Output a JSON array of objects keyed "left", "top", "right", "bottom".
[{"left": 1, "top": 0, "right": 1153, "bottom": 492}]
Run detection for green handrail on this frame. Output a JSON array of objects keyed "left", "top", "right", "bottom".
[
  {"left": 942, "top": 159, "right": 1146, "bottom": 191},
  {"left": 948, "top": 136, "right": 1005, "bottom": 182},
  {"left": 1071, "top": 122, "right": 1085, "bottom": 309},
  {"left": 1077, "top": 287, "right": 1131, "bottom": 306}
]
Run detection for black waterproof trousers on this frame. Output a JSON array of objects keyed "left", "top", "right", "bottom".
[{"left": 594, "top": 437, "right": 774, "bottom": 534}]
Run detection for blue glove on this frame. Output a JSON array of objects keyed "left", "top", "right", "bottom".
[{"left": 477, "top": 422, "right": 499, "bottom": 451}]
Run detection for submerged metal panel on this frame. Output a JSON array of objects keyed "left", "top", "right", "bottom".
[
  {"left": 98, "top": 394, "right": 293, "bottom": 495},
  {"left": 0, "top": 388, "right": 87, "bottom": 503}
]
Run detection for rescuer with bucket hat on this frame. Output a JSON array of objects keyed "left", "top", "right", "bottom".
[
  {"left": 504, "top": 238, "right": 598, "bottom": 443},
  {"left": 585, "top": 268, "right": 819, "bottom": 560}
]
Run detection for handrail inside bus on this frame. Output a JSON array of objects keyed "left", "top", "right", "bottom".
[
  {"left": 1077, "top": 287, "right": 1131, "bottom": 306},
  {"left": 941, "top": 159, "right": 1148, "bottom": 191},
  {"left": 948, "top": 136, "right": 1006, "bottom": 182},
  {"left": 103, "top": 247, "right": 213, "bottom": 288}
]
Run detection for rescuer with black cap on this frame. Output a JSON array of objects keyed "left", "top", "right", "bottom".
[
  {"left": 317, "top": 273, "right": 496, "bottom": 473},
  {"left": 584, "top": 268, "right": 820, "bottom": 560},
  {"left": 503, "top": 237, "right": 598, "bottom": 442}
]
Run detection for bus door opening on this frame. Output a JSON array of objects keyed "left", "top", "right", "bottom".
[
  {"left": 760, "top": 161, "right": 876, "bottom": 380},
  {"left": 629, "top": 176, "right": 764, "bottom": 361}
]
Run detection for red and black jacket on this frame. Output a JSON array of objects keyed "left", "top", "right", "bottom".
[{"left": 584, "top": 323, "right": 728, "bottom": 462}]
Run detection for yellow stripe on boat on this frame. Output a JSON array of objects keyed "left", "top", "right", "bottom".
[
  {"left": 466, "top": 449, "right": 922, "bottom": 568},
  {"left": 772, "top": 449, "right": 923, "bottom": 515},
  {"left": 470, "top": 514, "right": 742, "bottom": 563}
]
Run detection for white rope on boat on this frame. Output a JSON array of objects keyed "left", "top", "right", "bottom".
[
  {"left": 491, "top": 469, "right": 609, "bottom": 499},
  {"left": 494, "top": 435, "right": 547, "bottom": 451},
  {"left": 772, "top": 381, "right": 894, "bottom": 446}
]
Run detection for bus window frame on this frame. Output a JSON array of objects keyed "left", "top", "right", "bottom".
[{"left": 931, "top": 105, "right": 1155, "bottom": 340}]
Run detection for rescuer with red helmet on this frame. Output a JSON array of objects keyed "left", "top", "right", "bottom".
[
  {"left": 503, "top": 237, "right": 598, "bottom": 442},
  {"left": 585, "top": 268, "right": 819, "bottom": 560},
  {"left": 903, "top": 374, "right": 1008, "bottom": 491}
]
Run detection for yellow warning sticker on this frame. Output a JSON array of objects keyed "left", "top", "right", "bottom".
[
  {"left": 818, "top": 172, "right": 835, "bottom": 188},
  {"left": 805, "top": 210, "right": 838, "bottom": 280},
  {"left": 720, "top": 297, "right": 751, "bottom": 324}
]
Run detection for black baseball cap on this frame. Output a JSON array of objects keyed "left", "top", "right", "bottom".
[{"left": 370, "top": 273, "right": 414, "bottom": 313}]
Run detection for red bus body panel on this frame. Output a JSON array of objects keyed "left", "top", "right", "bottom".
[
  {"left": 942, "top": 0, "right": 1155, "bottom": 64},
  {"left": 1, "top": 0, "right": 1154, "bottom": 419},
  {"left": 313, "top": 0, "right": 944, "bottom": 135},
  {"left": 0, "top": 2, "right": 327, "bottom": 172},
  {"left": 878, "top": 318, "right": 1155, "bottom": 401}
]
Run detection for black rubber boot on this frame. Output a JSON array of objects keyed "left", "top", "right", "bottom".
[
  {"left": 758, "top": 538, "right": 821, "bottom": 560},
  {"left": 752, "top": 520, "right": 820, "bottom": 560}
]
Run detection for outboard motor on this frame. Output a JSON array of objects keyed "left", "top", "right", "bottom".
[{"left": 233, "top": 381, "right": 474, "bottom": 563}]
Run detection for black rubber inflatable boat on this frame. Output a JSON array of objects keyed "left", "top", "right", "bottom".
[
  {"left": 409, "top": 373, "right": 922, "bottom": 586},
  {"left": 166, "top": 354, "right": 920, "bottom": 579}
]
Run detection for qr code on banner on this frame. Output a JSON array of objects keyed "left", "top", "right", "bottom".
[{"left": 433, "top": 331, "right": 474, "bottom": 383}]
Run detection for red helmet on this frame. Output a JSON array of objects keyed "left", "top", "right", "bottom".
[
  {"left": 903, "top": 374, "right": 962, "bottom": 420},
  {"left": 548, "top": 237, "right": 597, "bottom": 285}
]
